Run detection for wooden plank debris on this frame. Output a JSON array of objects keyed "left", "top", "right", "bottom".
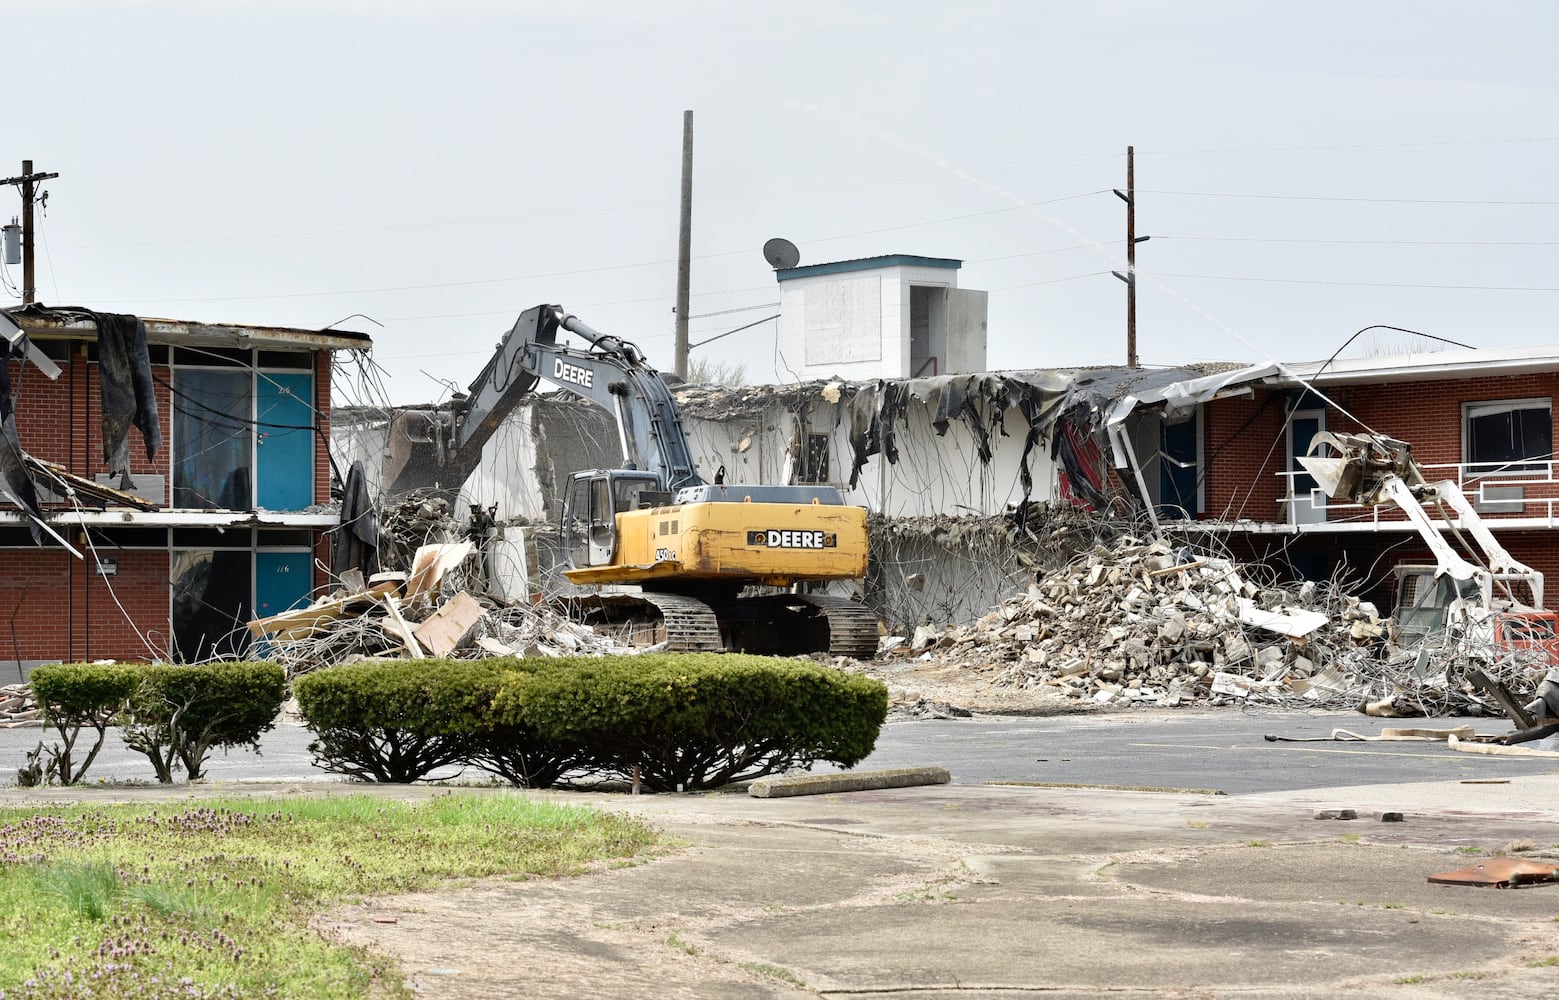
[
  {"left": 414, "top": 591, "right": 485, "bottom": 657},
  {"left": 378, "top": 594, "right": 424, "bottom": 658},
  {"left": 405, "top": 542, "right": 473, "bottom": 603},
  {"left": 25, "top": 456, "right": 159, "bottom": 511}
]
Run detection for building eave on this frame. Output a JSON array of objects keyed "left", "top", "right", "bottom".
[
  {"left": 1271, "top": 345, "right": 1559, "bottom": 387},
  {"left": 3, "top": 307, "right": 373, "bottom": 352},
  {"left": 0, "top": 510, "right": 340, "bottom": 530},
  {"left": 775, "top": 254, "right": 963, "bottom": 282}
]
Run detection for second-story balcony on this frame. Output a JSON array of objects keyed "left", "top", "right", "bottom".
[{"left": 1197, "top": 460, "right": 1559, "bottom": 534}]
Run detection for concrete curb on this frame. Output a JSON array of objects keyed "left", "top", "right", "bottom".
[{"left": 748, "top": 766, "right": 951, "bottom": 798}]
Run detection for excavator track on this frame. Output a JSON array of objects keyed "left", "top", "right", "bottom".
[
  {"left": 571, "top": 592, "right": 723, "bottom": 652},
  {"left": 639, "top": 593, "right": 724, "bottom": 652},
  {"left": 571, "top": 591, "right": 877, "bottom": 658},
  {"left": 790, "top": 594, "right": 881, "bottom": 659}
]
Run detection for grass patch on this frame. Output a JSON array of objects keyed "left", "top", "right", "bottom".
[
  {"left": 742, "top": 961, "right": 804, "bottom": 986},
  {"left": 0, "top": 791, "right": 658, "bottom": 998}
]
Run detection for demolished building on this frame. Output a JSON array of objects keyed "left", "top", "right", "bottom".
[{"left": 0, "top": 305, "right": 372, "bottom": 676}]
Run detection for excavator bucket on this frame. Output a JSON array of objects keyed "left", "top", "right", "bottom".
[
  {"left": 1296, "top": 431, "right": 1415, "bottom": 506},
  {"left": 1295, "top": 452, "right": 1359, "bottom": 502}
]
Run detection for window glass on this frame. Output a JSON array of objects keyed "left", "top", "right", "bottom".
[
  {"left": 170, "top": 549, "right": 252, "bottom": 662},
  {"left": 174, "top": 370, "right": 252, "bottom": 509},
  {"left": 590, "top": 476, "right": 612, "bottom": 548},
  {"left": 567, "top": 477, "right": 591, "bottom": 567},
  {"left": 1466, "top": 400, "right": 1551, "bottom": 476}
]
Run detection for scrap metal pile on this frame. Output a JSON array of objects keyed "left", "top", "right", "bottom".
[{"left": 887, "top": 533, "right": 1542, "bottom": 716}]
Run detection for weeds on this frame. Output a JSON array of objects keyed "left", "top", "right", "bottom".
[
  {"left": 31, "top": 859, "right": 120, "bottom": 922},
  {"left": 0, "top": 793, "right": 658, "bottom": 998}
]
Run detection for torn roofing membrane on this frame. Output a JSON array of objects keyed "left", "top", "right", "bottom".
[{"left": 831, "top": 365, "right": 1236, "bottom": 502}]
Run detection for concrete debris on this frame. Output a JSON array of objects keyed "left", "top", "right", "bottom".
[
  {"left": 0, "top": 682, "right": 41, "bottom": 727},
  {"left": 873, "top": 532, "right": 1535, "bottom": 715},
  {"left": 882, "top": 535, "right": 1390, "bottom": 710}
]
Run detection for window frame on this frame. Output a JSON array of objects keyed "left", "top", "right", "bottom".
[{"left": 1462, "top": 397, "right": 1552, "bottom": 479}]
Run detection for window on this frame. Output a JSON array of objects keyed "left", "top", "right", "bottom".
[
  {"left": 170, "top": 548, "right": 252, "bottom": 662},
  {"left": 1464, "top": 398, "right": 1552, "bottom": 477},
  {"left": 171, "top": 357, "right": 316, "bottom": 511},
  {"left": 799, "top": 434, "right": 830, "bottom": 484},
  {"left": 174, "top": 369, "right": 251, "bottom": 509}
]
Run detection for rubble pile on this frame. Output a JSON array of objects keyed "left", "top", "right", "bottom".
[
  {"left": 374, "top": 490, "right": 461, "bottom": 571},
  {"left": 252, "top": 540, "right": 636, "bottom": 677},
  {"left": 890, "top": 536, "right": 1399, "bottom": 710},
  {"left": 0, "top": 682, "right": 40, "bottom": 727}
]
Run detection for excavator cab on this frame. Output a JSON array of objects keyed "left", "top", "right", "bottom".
[{"left": 561, "top": 469, "right": 665, "bottom": 569}]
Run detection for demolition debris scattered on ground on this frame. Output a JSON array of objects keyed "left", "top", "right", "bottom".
[{"left": 875, "top": 529, "right": 1546, "bottom": 718}]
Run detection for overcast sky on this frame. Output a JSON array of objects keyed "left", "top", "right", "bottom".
[{"left": 9, "top": 1, "right": 1559, "bottom": 403}]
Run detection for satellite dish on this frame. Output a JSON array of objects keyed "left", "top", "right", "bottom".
[{"left": 762, "top": 237, "right": 800, "bottom": 270}]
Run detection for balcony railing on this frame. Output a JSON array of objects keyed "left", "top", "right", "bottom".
[{"left": 1273, "top": 459, "right": 1559, "bottom": 528}]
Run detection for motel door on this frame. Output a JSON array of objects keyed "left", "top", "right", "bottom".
[{"left": 1287, "top": 409, "right": 1327, "bottom": 526}]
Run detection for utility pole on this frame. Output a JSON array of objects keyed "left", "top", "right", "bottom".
[
  {"left": 674, "top": 111, "right": 694, "bottom": 380},
  {"left": 2, "top": 160, "right": 60, "bottom": 305},
  {"left": 1111, "top": 146, "right": 1147, "bottom": 368}
]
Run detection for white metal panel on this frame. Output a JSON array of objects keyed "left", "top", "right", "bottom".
[{"left": 804, "top": 276, "right": 883, "bottom": 365}]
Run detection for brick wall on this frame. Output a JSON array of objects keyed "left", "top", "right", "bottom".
[
  {"left": 3, "top": 340, "right": 343, "bottom": 663},
  {"left": 9, "top": 347, "right": 173, "bottom": 500},
  {"left": 0, "top": 546, "right": 169, "bottom": 663},
  {"left": 1203, "top": 372, "right": 1559, "bottom": 524}
]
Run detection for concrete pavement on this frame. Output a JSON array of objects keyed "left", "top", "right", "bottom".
[{"left": 10, "top": 770, "right": 1559, "bottom": 997}]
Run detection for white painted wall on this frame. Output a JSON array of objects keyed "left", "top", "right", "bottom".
[{"left": 776, "top": 262, "right": 985, "bottom": 381}]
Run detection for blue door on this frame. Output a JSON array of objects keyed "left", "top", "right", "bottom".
[
  {"left": 256, "top": 373, "right": 314, "bottom": 511},
  {"left": 254, "top": 550, "right": 313, "bottom": 657},
  {"left": 1159, "top": 417, "right": 1199, "bottom": 519}
]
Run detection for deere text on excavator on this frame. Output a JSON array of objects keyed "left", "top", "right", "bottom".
[{"left": 386, "top": 304, "right": 878, "bottom": 658}]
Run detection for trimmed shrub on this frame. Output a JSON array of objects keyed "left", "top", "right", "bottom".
[
  {"left": 294, "top": 659, "right": 496, "bottom": 783},
  {"left": 118, "top": 661, "right": 285, "bottom": 783},
  {"left": 451, "top": 663, "right": 582, "bottom": 789},
  {"left": 501, "top": 653, "right": 889, "bottom": 792},
  {"left": 28, "top": 663, "right": 141, "bottom": 784}
]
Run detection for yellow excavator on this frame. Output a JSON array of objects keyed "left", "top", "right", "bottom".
[{"left": 386, "top": 304, "right": 876, "bottom": 657}]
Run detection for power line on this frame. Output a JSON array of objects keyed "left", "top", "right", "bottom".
[
  {"left": 78, "top": 192, "right": 1112, "bottom": 307},
  {"left": 1141, "top": 136, "right": 1559, "bottom": 156},
  {"left": 1159, "top": 235, "right": 1559, "bottom": 247},
  {"left": 1148, "top": 271, "right": 1559, "bottom": 292},
  {"left": 970, "top": 241, "right": 1122, "bottom": 263},
  {"left": 989, "top": 271, "right": 1110, "bottom": 292},
  {"left": 1143, "top": 189, "right": 1559, "bottom": 207}
]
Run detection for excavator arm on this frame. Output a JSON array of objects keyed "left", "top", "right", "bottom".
[
  {"left": 385, "top": 304, "right": 703, "bottom": 495},
  {"left": 1297, "top": 430, "right": 1542, "bottom": 607}
]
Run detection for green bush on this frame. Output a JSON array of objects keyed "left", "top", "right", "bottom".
[
  {"left": 502, "top": 653, "right": 888, "bottom": 792},
  {"left": 449, "top": 662, "right": 582, "bottom": 789},
  {"left": 118, "top": 661, "right": 285, "bottom": 782},
  {"left": 28, "top": 662, "right": 140, "bottom": 784},
  {"left": 293, "top": 654, "right": 888, "bottom": 792},
  {"left": 294, "top": 659, "right": 493, "bottom": 783}
]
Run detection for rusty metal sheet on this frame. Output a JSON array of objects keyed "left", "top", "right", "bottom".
[{"left": 1427, "top": 856, "right": 1557, "bottom": 888}]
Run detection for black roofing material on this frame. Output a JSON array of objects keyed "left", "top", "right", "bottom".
[
  {"left": 92, "top": 311, "right": 162, "bottom": 487},
  {"left": 0, "top": 339, "right": 42, "bottom": 543}
]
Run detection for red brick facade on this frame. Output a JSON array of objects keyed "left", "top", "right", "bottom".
[
  {"left": 2, "top": 338, "right": 343, "bottom": 666},
  {"left": 1199, "top": 370, "right": 1559, "bottom": 612}
]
